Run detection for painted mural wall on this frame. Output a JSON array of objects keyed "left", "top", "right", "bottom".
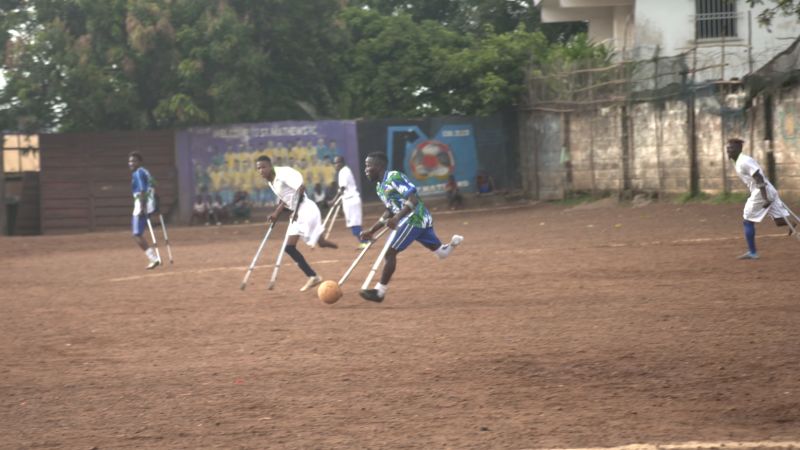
[{"left": 176, "top": 121, "right": 359, "bottom": 223}]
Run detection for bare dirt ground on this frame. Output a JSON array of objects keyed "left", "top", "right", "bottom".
[{"left": 1, "top": 199, "right": 799, "bottom": 450}]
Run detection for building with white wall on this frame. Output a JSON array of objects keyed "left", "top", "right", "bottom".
[{"left": 536, "top": 0, "right": 799, "bottom": 80}]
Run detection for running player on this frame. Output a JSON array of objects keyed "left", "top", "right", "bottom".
[
  {"left": 334, "top": 156, "right": 369, "bottom": 249},
  {"left": 727, "top": 138, "right": 795, "bottom": 260},
  {"left": 256, "top": 155, "right": 338, "bottom": 291},
  {"left": 358, "top": 152, "right": 463, "bottom": 302},
  {"left": 128, "top": 151, "right": 160, "bottom": 270}
]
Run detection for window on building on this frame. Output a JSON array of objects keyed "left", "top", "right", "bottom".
[
  {"left": 695, "top": 0, "right": 738, "bottom": 40},
  {"left": 3, "top": 134, "right": 40, "bottom": 173}
]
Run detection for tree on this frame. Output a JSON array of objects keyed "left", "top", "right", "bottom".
[
  {"left": 0, "top": 0, "right": 348, "bottom": 131},
  {"left": 745, "top": 0, "right": 800, "bottom": 27}
]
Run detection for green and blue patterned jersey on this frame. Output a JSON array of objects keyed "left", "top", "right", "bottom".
[{"left": 376, "top": 170, "right": 433, "bottom": 228}]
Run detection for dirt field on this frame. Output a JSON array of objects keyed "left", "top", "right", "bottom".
[{"left": 2, "top": 199, "right": 800, "bottom": 449}]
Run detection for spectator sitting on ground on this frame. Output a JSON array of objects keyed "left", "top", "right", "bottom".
[
  {"left": 210, "top": 193, "right": 227, "bottom": 225},
  {"left": 324, "top": 180, "right": 339, "bottom": 207},
  {"left": 192, "top": 194, "right": 211, "bottom": 225},
  {"left": 476, "top": 171, "right": 495, "bottom": 195},
  {"left": 311, "top": 182, "right": 328, "bottom": 214},
  {"left": 232, "top": 191, "right": 252, "bottom": 224},
  {"left": 445, "top": 175, "right": 463, "bottom": 210}
]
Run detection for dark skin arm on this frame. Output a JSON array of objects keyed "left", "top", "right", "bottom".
[
  {"left": 269, "top": 185, "right": 306, "bottom": 223},
  {"left": 753, "top": 171, "right": 771, "bottom": 208},
  {"left": 360, "top": 192, "right": 420, "bottom": 240}
]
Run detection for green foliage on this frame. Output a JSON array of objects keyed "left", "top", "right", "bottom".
[
  {"left": 0, "top": 0, "right": 598, "bottom": 131},
  {"left": 746, "top": 0, "right": 800, "bottom": 27}
]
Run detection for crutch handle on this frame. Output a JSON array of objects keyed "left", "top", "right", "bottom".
[{"left": 338, "top": 227, "right": 389, "bottom": 286}]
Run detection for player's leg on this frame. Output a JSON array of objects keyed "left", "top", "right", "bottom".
[
  {"left": 283, "top": 233, "right": 321, "bottom": 291},
  {"left": 737, "top": 220, "right": 758, "bottom": 260},
  {"left": 360, "top": 221, "right": 417, "bottom": 302},
  {"left": 417, "top": 227, "right": 464, "bottom": 259},
  {"left": 132, "top": 215, "right": 159, "bottom": 269}
]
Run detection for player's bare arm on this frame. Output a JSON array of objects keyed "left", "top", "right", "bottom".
[
  {"left": 753, "top": 171, "right": 771, "bottom": 208},
  {"left": 386, "top": 193, "right": 418, "bottom": 229},
  {"left": 361, "top": 210, "right": 392, "bottom": 240},
  {"left": 268, "top": 202, "right": 285, "bottom": 223}
]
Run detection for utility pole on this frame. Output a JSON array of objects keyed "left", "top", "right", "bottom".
[{"left": 0, "top": 134, "right": 6, "bottom": 236}]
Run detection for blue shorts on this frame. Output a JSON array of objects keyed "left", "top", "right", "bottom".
[
  {"left": 132, "top": 215, "right": 147, "bottom": 236},
  {"left": 389, "top": 221, "right": 441, "bottom": 252}
]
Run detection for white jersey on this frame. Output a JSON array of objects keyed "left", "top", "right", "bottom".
[
  {"left": 734, "top": 154, "right": 773, "bottom": 193},
  {"left": 337, "top": 165, "right": 359, "bottom": 200},
  {"left": 268, "top": 166, "right": 306, "bottom": 209},
  {"left": 735, "top": 154, "right": 789, "bottom": 222},
  {"left": 337, "top": 165, "right": 362, "bottom": 227}
]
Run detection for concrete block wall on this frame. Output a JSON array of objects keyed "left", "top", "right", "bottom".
[{"left": 520, "top": 85, "right": 800, "bottom": 201}]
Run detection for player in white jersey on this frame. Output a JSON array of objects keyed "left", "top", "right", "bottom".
[
  {"left": 334, "top": 156, "right": 369, "bottom": 249},
  {"left": 727, "top": 138, "right": 795, "bottom": 260},
  {"left": 128, "top": 151, "right": 160, "bottom": 270},
  {"left": 256, "top": 156, "right": 338, "bottom": 291}
]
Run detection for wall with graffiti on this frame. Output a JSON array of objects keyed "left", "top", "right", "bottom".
[
  {"left": 176, "top": 121, "right": 358, "bottom": 222},
  {"left": 356, "top": 114, "right": 517, "bottom": 201}
]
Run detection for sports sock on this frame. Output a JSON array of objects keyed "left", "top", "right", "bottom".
[
  {"left": 285, "top": 245, "right": 316, "bottom": 277},
  {"left": 743, "top": 220, "right": 756, "bottom": 254},
  {"left": 351, "top": 225, "right": 362, "bottom": 237},
  {"left": 375, "top": 282, "right": 387, "bottom": 297},
  {"left": 145, "top": 248, "right": 157, "bottom": 261},
  {"left": 434, "top": 244, "right": 453, "bottom": 259}
]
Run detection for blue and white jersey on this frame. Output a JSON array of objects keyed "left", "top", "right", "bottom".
[
  {"left": 131, "top": 167, "right": 156, "bottom": 216},
  {"left": 376, "top": 170, "right": 433, "bottom": 228}
]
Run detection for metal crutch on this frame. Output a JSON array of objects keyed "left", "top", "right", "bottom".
[
  {"left": 240, "top": 223, "right": 276, "bottom": 290},
  {"left": 158, "top": 213, "right": 174, "bottom": 264},
  {"left": 361, "top": 228, "right": 397, "bottom": 291},
  {"left": 268, "top": 219, "right": 294, "bottom": 291},
  {"left": 146, "top": 217, "right": 162, "bottom": 265},
  {"left": 338, "top": 227, "right": 390, "bottom": 286}
]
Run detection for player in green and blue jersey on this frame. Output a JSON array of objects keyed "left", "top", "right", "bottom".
[{"left": 358, "top": 152, "right": 463, "bottom": 302}]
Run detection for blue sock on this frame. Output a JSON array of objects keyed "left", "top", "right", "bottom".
[
  {"left": 351, "top": 226, "right": 366, "bottom": 242},
  {"left": 743, "top": 220, "right": 756, "bottom": 254}
]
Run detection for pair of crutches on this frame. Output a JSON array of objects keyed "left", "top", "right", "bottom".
[
  {"left": 240, "top": 208, "right": 299, "bottom": 291},
  {"left": 320, "top": 194, "right": 343, "bottom": 241},
  {"left": 337, "top": 227, "right": 396, "bottom": 290},
  {"left": 782, "top": 203, "right": 800, "bottom": 241},
  {"left": 146, "top": 214, "right": 174, "bottom": 265}
]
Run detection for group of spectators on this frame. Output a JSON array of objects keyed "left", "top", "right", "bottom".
[
  {"left": 191, "top": 190, "right": 255, "bottom": 226},
  {"left": 444, "top": 171, "right": 496, "bottom": 210}
]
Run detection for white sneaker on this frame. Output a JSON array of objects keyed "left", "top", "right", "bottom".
[
  {"left": 435, "top": 235, "right": 464, "bottom": 260},
  {"left": 300, "top": 275, "right": 322, "bottom": 292}
]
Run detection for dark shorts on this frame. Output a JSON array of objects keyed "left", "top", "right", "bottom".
[
  {"left": 389, "top": 221, "right": 441, "bottom": 252},
  {"left": 132, "top": 215, "right": 147, "bottom": 236}
]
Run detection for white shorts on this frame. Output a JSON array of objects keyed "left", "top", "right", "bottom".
[
  {"left": 288, "top": 199, "right": 324, "bottom": 247},
  {"left": 341, "top": 196, "right": 362, "bottom": 228},
  {"left": 743, "top": 185, "right": 790, "bottom": 222}
]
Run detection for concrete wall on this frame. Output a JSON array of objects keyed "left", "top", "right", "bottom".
[
  {"left": 520, "top": 84, "right": 800, "bottom": 201},
  {"left": 632, "top": 0, "right": 798, "bottom": 79}
]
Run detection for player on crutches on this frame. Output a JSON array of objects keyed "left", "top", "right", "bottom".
[
  {"left": 127, "top": 151, "right": 161, "bottom": 270},
  {"left": 357, "top": 152, "right": 463, "bottom": 303},
  {"left": 727, "top": 138, "right": 799, "bottom": 260},
  {"left": 255, "top": 155, "right": 338, "bottom": 292},
  {"left": 334, "top": 156, "right": 369, "bottom": 249}
]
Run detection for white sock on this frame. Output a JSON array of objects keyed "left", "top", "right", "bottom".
[
  {"left": 435, "top": 244, "right": 453, "bottom": 259},
  {"left": 375, "top": 283, "right": 388, "bottom": 297},
  {"left": 145, "top": 248, "right": 157, "bottom": 261}
]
